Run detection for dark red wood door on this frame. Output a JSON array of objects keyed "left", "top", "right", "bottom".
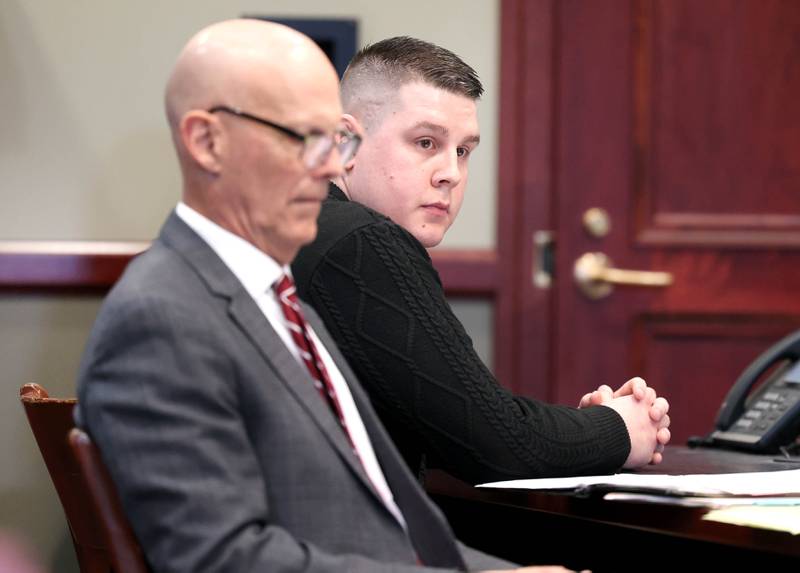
[{"left": 550, "top": 0, "right": 800, "bottom": 444}]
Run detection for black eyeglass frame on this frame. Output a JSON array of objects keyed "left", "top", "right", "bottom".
[
  {"left": 207, "top": 105, "right": 360, "bottom": 169},
  {"left": 209, "top": 105, "right": 307, "bottom": 143}
]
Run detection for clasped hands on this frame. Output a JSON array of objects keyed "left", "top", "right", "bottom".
[{"left": 578, "top": 377, "right": 671, "bottom": 467}]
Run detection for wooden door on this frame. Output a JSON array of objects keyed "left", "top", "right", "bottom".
[
  {"left": 555, "top": 0, "right": 800, "bottom": 444},
  {"left": 499, "top": 0, "right": 800, "bottom": 445}
]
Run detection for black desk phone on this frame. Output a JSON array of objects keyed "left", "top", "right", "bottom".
[{"left": 704, "top": 329, "right": 800, "bottom": 453}]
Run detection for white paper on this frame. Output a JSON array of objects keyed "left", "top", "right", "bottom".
[
  {"left": 703, "top": 506, "right": 800, "bottom": 535},
  {"left": 603, "top": 493, "right": 800, "bottom": 507},
  {"left": 478, "top": 468, "right": 800, "bottom": 497}
]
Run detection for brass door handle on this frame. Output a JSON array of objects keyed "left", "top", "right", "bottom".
[{"left": 573, "top": 252, "right": 673, "bottom": 299}]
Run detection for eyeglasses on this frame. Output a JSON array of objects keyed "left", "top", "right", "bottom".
[{"left": 208, "top": 105, "right": 361, "bottom": 170}]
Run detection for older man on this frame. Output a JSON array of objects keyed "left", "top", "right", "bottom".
[
  {"left": 75, "top": 19, "right": 573, "bottom": 573},
  {"left": 292, "top": 37, "right": 671, "bottom": 485}
]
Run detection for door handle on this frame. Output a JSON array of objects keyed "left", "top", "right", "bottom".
[{"left": 573, "top": 252, "right": 673, "bottom": 299}]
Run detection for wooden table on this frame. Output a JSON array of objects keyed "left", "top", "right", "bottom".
[{"left": 425, "top": 446, "right": 800, "bottom": 572}]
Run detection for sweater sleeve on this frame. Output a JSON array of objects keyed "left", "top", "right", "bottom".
[{"left": 297, "top": 219, "right": 630, "bottom": 484}]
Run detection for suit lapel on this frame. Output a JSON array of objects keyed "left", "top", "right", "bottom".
[
  {"left": 227, "top": 292, "right": 373, "bottom": 480},
  {"left": 158, "top": 212, "right": 380, "bottom": 504}
]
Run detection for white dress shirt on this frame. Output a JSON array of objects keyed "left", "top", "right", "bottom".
[{"left": 175, "top": 203, "right": 407, "bottom": 529}]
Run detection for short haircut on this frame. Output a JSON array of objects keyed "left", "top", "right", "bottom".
[{"left": 341, "top": 36, "right": 483, "bottom": 129}]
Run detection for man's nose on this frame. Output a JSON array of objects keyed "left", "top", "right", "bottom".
[{"left": 432, "top": 150, "right": 461, "bottom": 188}]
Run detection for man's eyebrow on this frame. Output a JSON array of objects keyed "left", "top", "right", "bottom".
[
  {"left": 411, "top": 121, "right": 449, "bottom": 136},
  {"left": 411, "top": 121, "right": 481, "bottom": 145}
]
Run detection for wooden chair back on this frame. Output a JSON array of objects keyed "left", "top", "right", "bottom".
[{"left": 19, "top": 383, "right": 148, "bottom": 573}]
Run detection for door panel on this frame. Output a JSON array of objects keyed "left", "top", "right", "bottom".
[
  {"left": 635, "top": 0, "right": 800, "bottom": 247},
  {"left": 632, "top": 316, "right": 800, "bottom": 440},
  {"left": 552, "top": 0, "right": 800, "bottom": 444}
]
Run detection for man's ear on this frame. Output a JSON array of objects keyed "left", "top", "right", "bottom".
[
  {"left": 341, "top": 113, "right": 363, "bottom": 173},
  {"left": 180, "top": 111, "right": 224, "bottom": 174}
]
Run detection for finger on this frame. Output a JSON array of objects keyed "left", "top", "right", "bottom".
[
  {"left": 649, "top": 397, "right": 669, "bottom": 421},
  {"left": 632, "top": 377, "right": 648, "bottom": 400},
  {"left": 650, "top": 451, "right": 663, "bottom": 465},
  {"left": 592, "top": 386, "right": 613, "bottom": 404},
  {"left": 657, "top": 426, "right": 671, "bottom": 446},
  {"left": 597, "top": 384, "right": 613, "bottom": 395},
  {"left": 648, "top": 404, "right": 663, "bottom": 422},
  {"left": 643, "top": 386, "right": 656, "bottom": 405},
  {"left": 618, "top": 376, "right": 648, "bottom": 399},
  {"left": 589, "top": 390, "right": 606, "bottom": 406},
  {"left": 579, "top": 392, "right": 598, "bottom": 408},
  {"left": 613, "top": 377, "right": 636, "bottom": 398},
  {"left": 651, "top": 396, "right": 669, "bottom": 417}
]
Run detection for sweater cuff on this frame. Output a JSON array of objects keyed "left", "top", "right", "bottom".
[{"left": 586, "top": 405, "right": 631, "bottom": 469}]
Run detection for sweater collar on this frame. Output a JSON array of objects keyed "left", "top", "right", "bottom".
[{"left": 328, "top": 182, "right": 348, "bottom": 202}]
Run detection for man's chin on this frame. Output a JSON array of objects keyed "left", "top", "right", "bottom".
[{"left": 412, "top": 227, "right": 446, "bottom": 249}]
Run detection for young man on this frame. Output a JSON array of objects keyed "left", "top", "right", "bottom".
[
  {"left": 76, "top": 20, "right": 566, "bottom": 572},
  {"left": 292, "top": 37, "right": 671, "bottom": 485}
]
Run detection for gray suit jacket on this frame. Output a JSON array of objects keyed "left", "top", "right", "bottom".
[{"left": 75, "top": 212, "right": 514, "bottom": 572}]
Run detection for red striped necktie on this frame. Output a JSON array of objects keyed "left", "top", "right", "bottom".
[{"left": 274, "top": 274, "right": 354, "bottom": 444}]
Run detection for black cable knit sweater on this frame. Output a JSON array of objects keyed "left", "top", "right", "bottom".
[{"left": 292, "top": 185, "right": 630, "bottom": 484}]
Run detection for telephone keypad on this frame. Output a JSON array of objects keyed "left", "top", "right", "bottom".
[{"left": 731, "top": 384, "right": 800, "bottom": 437}]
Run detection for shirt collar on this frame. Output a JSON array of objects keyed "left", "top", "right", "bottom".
[{"left": 175, "top": 202, "right": 288, "bottom": 297}]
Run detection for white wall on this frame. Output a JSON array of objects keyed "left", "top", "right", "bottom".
[
  {"left": 0, "top": 2, "right": 498, "bottom": 570},
  {"left": 0, "top": 0, "right": 498, "bottom": 248}
]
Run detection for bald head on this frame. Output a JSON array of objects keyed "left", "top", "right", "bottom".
[{"left": 166, "top": 19, "right": 337, "bottom": 135}]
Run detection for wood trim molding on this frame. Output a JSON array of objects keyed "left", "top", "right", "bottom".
[
  {"left": 638, "top": 228, "right": 800, "bottom": 248},
  {"left": 638, "top": 213, "right": 800, "bottom": 248},
  {"left": 0, "top": 242, "right": 498, "bottom": 298},
  {"left": 430, "top": 249, "right": 498, "bottom": 297},
  {"left": 0, "top": 242, "right": 148, "bottom": 292}
]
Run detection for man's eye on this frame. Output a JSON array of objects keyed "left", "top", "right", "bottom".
[
  {"left": 417, "top": 138, "right": 434, "bottom": 150},
  {"left": 457, "top": 147, "right": 471, "bottom": 158}
]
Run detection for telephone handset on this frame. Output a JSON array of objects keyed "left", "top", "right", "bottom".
[{"left": 706, "top": 329, "right": 800, "bottom": 453}]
